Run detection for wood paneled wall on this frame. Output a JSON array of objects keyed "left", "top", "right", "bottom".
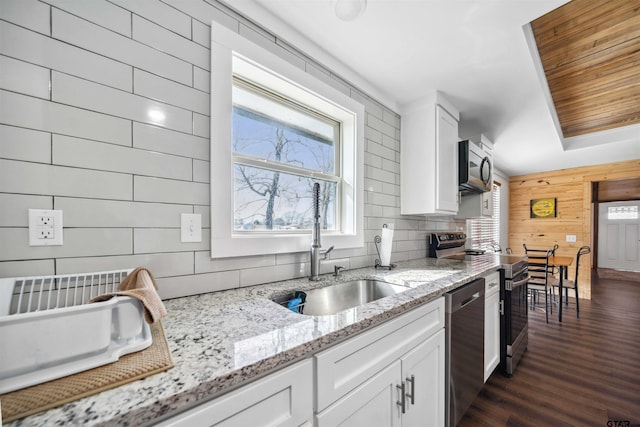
[{"left": 509, "top": 159, "right": 640, "bottom": 299}]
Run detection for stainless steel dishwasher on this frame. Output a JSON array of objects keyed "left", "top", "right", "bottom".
[{"left": 445, "top": 278, "right": 485, "bottom": 427}]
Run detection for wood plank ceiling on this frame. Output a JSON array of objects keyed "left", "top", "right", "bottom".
[{"left": 530, "top": 0, "right": 640, "bottom": 139}]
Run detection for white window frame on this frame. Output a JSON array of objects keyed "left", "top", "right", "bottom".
[{"left": 210, "top": 22, "right": 364, "bottom": 258}]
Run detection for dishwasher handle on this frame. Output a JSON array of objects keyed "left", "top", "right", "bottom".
[
  {"left": 447, "top": 278, "right": 485, "bottom": 314},
  {"left": 459, "top": 292, "right": 480, "bottom": 309}
]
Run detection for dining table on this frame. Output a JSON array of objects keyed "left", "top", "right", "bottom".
[{"left": 547, "top": 255, "right": 574, "bottom": 322}]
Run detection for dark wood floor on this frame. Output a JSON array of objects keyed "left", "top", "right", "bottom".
[{"left": 458, "top": 271, "right": 640, "bottom": 427}]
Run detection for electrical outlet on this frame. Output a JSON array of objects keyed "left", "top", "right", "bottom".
[
  {"left": 29, "top": 209, "right": 63, "bottom": 246},
  {"left": 181, "top": 213, "right": 202, "bottom": 243},
  {"left": 566, "top": 234, "right": 577, "bottom": 243}
]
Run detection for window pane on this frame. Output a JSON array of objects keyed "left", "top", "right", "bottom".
[
  {"left": 233, "top": 164, "right": 336, "bottom": 231},
  {"left": 608, "top": 205, "right": 638, "bottom": 219},
  {"left": 467, "top": 183, "right": 501, "bottom": 251},
  {"left": 233, "top": 83, "right": 336, "bottom": 174}
]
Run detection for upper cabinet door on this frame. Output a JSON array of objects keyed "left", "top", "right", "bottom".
[
  {"left": 400, "top": 92, "right": 460, "bottom": 216},
  {"left": 435, "top": 106, "right": 460, "bottom": 213}
]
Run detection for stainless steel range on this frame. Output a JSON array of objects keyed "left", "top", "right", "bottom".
[{"left": 428, "top": 232, "right": 529, "bottom": 377}]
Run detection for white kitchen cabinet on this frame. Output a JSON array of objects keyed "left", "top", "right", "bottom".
[
  {"left": 401, "top": 91, "right": 460, "bottom": 216},
  {"left": 457, "top": 190, "right": 493, "bottom": 219},
  {"left": 484, "top": 270, "right": 501, "bottom": 382},
  {"left": 316, "top": 360, "right": 402, "bottom": 427},
  {"left": 156, "top": 359, "right": 313, "bottom": 427},
  {"left": 316, "top": 298, "right": 445, "bottom": 426},
  {"left": 400, "top": 329, "right": 446, "bottom": 427}
]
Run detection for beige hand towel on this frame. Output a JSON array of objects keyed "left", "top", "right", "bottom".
[{"left": 91, "top": 267, "right": 167, "bottom": 324}]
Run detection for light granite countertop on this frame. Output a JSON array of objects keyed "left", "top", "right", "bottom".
[{"left": 7, "top": 256, "right": 503, "bottom": 426}]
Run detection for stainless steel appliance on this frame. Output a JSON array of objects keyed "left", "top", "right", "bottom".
[
  {"left": 500, "top": 257, "right": 529, "bottom": 376},
  {"left": 459, "top": 139, "right": 492, "bottom": 194},
  {"left": 428, "top": 232, "right": 529, "bottom": 379},
  {"left": 445, "top": 278, "right": 485, "bottom": 427}
]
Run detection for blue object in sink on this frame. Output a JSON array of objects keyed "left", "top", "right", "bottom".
[{"left": 287, "top": 297, "right": 302, "bottom": 312}]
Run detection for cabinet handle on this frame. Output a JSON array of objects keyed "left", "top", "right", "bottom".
[
  {"left": 406, "top": 375, "right": 415, "bottom": 405},
  {"left": 396, "top": 382, "right": 406, "bottom": 414}
]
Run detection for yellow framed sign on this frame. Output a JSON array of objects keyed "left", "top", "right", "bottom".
[{"left": 530, "top": 198, "right": 556, "bottom": 218}]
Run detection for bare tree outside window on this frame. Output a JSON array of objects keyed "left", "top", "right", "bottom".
[{"left": 232, "top": 80, "right": 339, "bottom": 232}]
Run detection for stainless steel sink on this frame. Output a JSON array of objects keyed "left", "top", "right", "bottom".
[{"left": 273, "top": 279, "right": 409, "bottom": 316}]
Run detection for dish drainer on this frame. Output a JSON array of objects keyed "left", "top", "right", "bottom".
[{"left": 0, "top": 269, "right": 152, "bottom": 394}]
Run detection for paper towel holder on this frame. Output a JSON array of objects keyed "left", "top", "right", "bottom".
[{"left": 374, "top": 224, "right": 396, "bottom": 270}]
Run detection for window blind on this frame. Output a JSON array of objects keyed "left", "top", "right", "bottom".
[{"left": 467, "top": 182, "right": 501, "bottom": 251}]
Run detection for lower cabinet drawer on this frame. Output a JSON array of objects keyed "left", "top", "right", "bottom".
[{"left": 156, "top": 359, "right": 313, "bottom": 427}]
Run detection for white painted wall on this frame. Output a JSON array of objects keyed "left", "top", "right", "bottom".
[{"left": 0, "top": 0, "right": 463, "bottom": 299}]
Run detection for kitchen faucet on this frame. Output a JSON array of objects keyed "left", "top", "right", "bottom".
[{"left": 310, "top": 183, "right": 334, "bottom": 281}]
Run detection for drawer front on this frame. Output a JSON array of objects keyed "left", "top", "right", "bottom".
[
  {"left": 315, "top": 297, "right": 444, "bottom": 412},
  {"left": 157, "top": 359, "right": 313, "bottom": 427},
  {"left": 484, "top": 270, "right": 500, "bottom": 296}
]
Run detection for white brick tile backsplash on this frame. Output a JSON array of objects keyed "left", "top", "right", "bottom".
[
  {"left": 0, "top": 193, "right": 52, "bottom": 226},
  {"left": 0, "top": 0, "right": 459, "bottom": 296},
  {"left": 108, "top": 0, "right": 192, "bottom": 39},
  {"left": 0, "top": 228, "right": 132, "bottom": 261},
  {"left": 193, "top": 66, "right": 211, "bottom": 93},
  {"left": 350, "top": 89, "right": 384, "bottom": 120},
  {"left": 157, "top": 270, "right": 240, "bottom": 299},
  {"left": 367, "top": 114, "right": 397, "bottom": 138},
  {"left": 0, "top": 21, "right": 133, "bottom": 92},
  {"left": 53, "top": 134, "right": 193, "bottom": 180},
  {"left": 52, "top": 9, "right": 192, "bottom": 86},
  {"left": 133, "top": 122, "right": 209, "bottom": 160},
  {"left": 164, "top": 0, "right": 238, "bottom": 33},
  {"left": 132, "top": 15, "right": 209, "bottom": 71},
  {"left": 364, "top": 126, "right": 383, "bottom": 144},
  {"left": 0, "top": 56, "right": 50, "bottom": 99},
  {"left": 193, "top": 159, "right": 210, "bottom": 183},
  {"left": 367, "top": 140, "right": 396, "bottom": 162},
  {"left": 0, "top": 0, "right": 50, "bottom": 35},
  {"left": 52, "top": 72, "right": 193, "bottom": 134},
  {"left": 134, "top": 176, "right": 209, "bottom": 205},
  {"left": 56, "top": 252, "right": 195, "bottom": 278},
  {"left": 134, "top": 69, "right": 209, "bottom": 115},
  {"left": 54, "top": 197, "right": 189, "bottom": 228},
  {"left": 0, "top": 259, "right": 55, "bottom": 278},
  {"left": 0, "top": 90, "right": 132, "bottom": 146},
  {"left": 42, "top": 0, "right": 132, "bottom": 37},
  {"left": 193, "top": 112, "right": 210, "bottom": 138},
  {"left": 195, "top": 251, "right": 275, "bottom": 274},
  {"left": 194, "top": 205, "right": 211, "bottom": 228},
  {"left": 382, "top": 109, "right": 401, "bottom": 128},
  {"left": 239, "top": 263, "right": 307, "bottom": 288},
  {"left": 0, "top": 124, "right": 51, "bottom": 164},
  {"left": 0, "top": 159, "right": 132, "bottom": 200},
  {"left": 191, "top": 19, "right": 211, "bottom": 48},
  {"left": 134, "top": 228, "right": 209, "bottom": 254}
]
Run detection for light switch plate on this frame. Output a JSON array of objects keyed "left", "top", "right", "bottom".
[
  {"left": 566, "top": 234, "right": 577, "bottom": 243},
  {"left": 181, "top": 213, "right": 202, "bottom": 243},
  {"left": 29, "top": 209, "right": 63, "bottom": 246}
]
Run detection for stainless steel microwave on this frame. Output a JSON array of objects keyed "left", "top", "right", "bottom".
[{"left": 459, "top": 139, "right": 492, "bottom": 193}]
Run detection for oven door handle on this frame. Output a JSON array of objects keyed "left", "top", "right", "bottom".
[{"left": 507, "top": 276, "right": 530, "bottom": 290}]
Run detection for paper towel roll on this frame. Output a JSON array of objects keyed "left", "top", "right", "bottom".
[{"left": 379, "top": 225, "right": 394, "bottom": 266}]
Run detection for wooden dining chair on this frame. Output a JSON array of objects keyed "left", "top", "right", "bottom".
[
  {"left": 523, "top": 243, "right": 558, "bottom": 323},
  {"left": 550, "top": 246, "right": 590, "bottom": 318}
]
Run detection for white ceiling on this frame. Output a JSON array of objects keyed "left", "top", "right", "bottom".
[{"left": 227, "top": 0, "right": 640, "bottom": 176}]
